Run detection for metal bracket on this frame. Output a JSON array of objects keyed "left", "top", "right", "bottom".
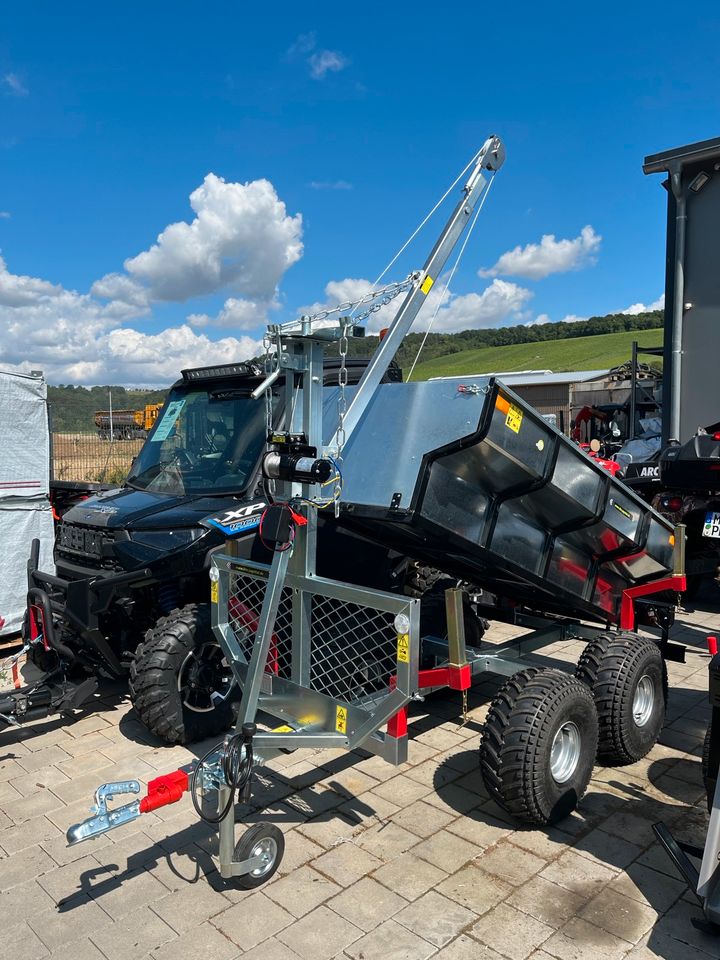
[{"left": 66, "top": 780, "right": 142, "bottom": 845}]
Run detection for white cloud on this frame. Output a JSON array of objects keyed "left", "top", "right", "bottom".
[
  {"left": 480, "top": 226, "right": 601, "bottom": 280},
  {"left": 0, "top": 211, "right": 10, "bottom": 219},
  {"left": 621, "top": 294, "right": 664, "bottom": 315},
  {"left": 308, "top": 50, "right": 349, "bottom": 79},
  {"left": 308, "top": 180, "right": 353, "bottom": 191},
  {"left": 101, "top": 174, "right": 302, "bottom": 304},
  {"left": 3, "top": 72, "right": 28, "bottom": 97},
  {"left": 0, "top": 173, "right": 301, "bottom": 384}
]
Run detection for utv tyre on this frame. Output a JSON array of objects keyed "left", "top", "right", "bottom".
[
  {"left": 130, "top": 603, "right": 239, "bottom": 745},
  {"left": 576, "top": 633, "right": 667, "bottom": 766},
  {"left": 479, "top": 668, "right": 598, "bottom": 826}
]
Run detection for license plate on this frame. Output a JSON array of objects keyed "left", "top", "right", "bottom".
[{"left": 703, "top": 512, "right": 720, "bottom": 538}]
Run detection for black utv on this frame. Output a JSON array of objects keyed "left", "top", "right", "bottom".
[{"left": 22, "top": 358, "right": 476, "bottom": 743}]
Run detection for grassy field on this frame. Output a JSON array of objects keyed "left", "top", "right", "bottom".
[{"left": 410, "top": 328, "right": 664, "bottom": 380}]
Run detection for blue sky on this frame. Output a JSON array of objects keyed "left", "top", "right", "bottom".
[{"left": 0, "top": 2, "right": 718, "bottom": 384}]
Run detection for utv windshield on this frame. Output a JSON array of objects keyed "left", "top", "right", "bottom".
[{"left": 126, "top": 384, "right": 272, "bottom": 495}]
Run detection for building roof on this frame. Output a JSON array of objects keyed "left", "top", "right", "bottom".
[
  {"left": 429, "top": 369, "right": 609, "bottom": 387},
  {"left": 643, "top": 136, "right": 720, "bottom": 174}
]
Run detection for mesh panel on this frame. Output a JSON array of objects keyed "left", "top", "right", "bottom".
[
  {"left": 310, "top": 596, "right": 399, "bottom": 704},
  {"left": 227, "top": 571, "right": 293, "bottom": 678},
  {"left": 225, "top": 566, "right": 410, "bottom": 706}
]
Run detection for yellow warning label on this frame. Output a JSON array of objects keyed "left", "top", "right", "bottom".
[
  {"left": 505, "top": 404, "right": 523, "bottom": 433},
  {"left": 420, "top": 275, "right": 434, "bottom": 295},
  {"left": 210, "top": 580, "right": 219, "bottom": 604},
  {"left": 272, "top": 724, "right": 294, "bottom": 734},
  {"left": 335, "top": 705, "right": 348, "bottom": 734},
  {"left": 397, "top": 633, "right": 410, "bottom": 664}
]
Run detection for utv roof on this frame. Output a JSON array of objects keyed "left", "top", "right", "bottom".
[{"left": 177, "top": 357, "right": 401, "bottom": 387}]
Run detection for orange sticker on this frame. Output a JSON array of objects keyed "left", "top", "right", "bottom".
[{"left": 495, "top": 395, "right": 510, "bottom": 414}]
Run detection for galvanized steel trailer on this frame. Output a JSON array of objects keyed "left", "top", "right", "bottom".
[{"left": 66, "top": 137, "right": 686, "bottom": 888}]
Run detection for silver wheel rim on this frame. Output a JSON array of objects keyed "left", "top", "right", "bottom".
[
  {"left": 250, "top": 837, "right": 278, "bottom": 877},
  {"left": 633, "top": 675, "right": 655, "bottom": 727},
  {"left": 550, "top": 721, "right": 581, "bottom": 784}
]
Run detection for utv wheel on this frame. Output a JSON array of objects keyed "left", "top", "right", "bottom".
[
  {"left": 130, "top": 603, "right": 239, "bottom": 745},
  {"left": 230, "top": 824, "right": 284, "bottom": 889},
  {"left": 576, "top": 633, "right": 667, "bottom": 766},
  {"left": 479, "top": 668, "right": 598, "bottom": 826}
]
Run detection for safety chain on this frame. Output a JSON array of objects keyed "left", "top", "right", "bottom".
[
  {"left": 263, "top": 331, "right": 277, "bottom": 497},
  {"left": 308, "top": 272, "right": 420, "bottom": 326},
  {"left": 336, "top": 318, "right": 350, "bottom": 460}
]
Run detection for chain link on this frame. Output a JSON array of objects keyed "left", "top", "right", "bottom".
[
  {"left": 336, "top": 318, "right": 349, "bottom": 460},
  {"left": 307, "top": 273, "right": 419, "bottom": 326}
]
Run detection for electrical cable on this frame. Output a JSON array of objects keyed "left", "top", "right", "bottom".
[
  {"left": 190, "top": 734, "right": 254, "bottom": 825},
  {"left": 405, "top": 174, "right": 496, "bottom": 382}
]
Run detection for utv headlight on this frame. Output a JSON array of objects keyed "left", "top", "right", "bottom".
[{"left": 129, "top": 528, "right": 208, "bottom": 551}]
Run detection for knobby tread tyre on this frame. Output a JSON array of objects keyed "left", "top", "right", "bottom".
[
  {"left": 702, "top": 724, "right": 715, "bottom": 813},
  {"left": 129, "top": 603, "right": 238, "bottom": 745},
  {"left": 576, "top": 632, "right": 667, "bottom": 766},
  {"left": 479, "top": 667, "right": 598, "bottom": 826}
]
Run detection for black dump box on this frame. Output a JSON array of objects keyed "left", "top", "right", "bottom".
[{"left": 335, "top": 376, "right": 675, "bottom": 624}]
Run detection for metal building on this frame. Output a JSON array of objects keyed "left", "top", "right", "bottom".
[{"left": 644, "top": 136, "right": 720, "bottom": 445}]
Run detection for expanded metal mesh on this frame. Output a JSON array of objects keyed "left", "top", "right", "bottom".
[
  {"left": 227, "top": 571, "right": 293, "bottom": 678},
  {"left": 226, "top": 568, "right": 410, "bottom": 706}
]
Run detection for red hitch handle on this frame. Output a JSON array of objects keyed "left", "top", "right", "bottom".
[{"left": 139, "top": 770, "right": 189, "bottom": 813}]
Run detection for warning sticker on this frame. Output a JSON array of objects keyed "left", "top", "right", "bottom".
[
  {"left": 335, "top": 705, "right": 348, "bottom": 734},
  {"left": 397, "top": 633, "right": 410, "bottom": 664},
  {"left": 272, "top": 724, "right": 294, "bottom": 734},
  {"left": 210, "top": 580, "right": 219, "bottom": 604},
  {"left": 505, "top": 404, "right": 523, "bottom": 433},
  {"left": 420, "top": 275, "right": 434, "bottom": 295}
]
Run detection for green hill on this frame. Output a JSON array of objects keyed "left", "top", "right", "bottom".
[{"left": 409, "top": 327, "right": 664, "bottom": 381}]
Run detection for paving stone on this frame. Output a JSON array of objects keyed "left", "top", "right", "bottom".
[
  {"left": 153, "top": 923, "right": 237, "bottom": 959},
  {"left": 294, "top": 812, "right": 359, "bottom": 849},
  {"left": 474, "top": 838, "right": 546, "bottom": 886},
  {"left": 394, "top": 889, "right": 476, "bottom": 947},
  {"left": 437, "top": 862, "right": 512, "bottom": 915},
  {"left": 40, "top": 830, "right": 113, "bottom": 867},
  {"left": 48, "top": 937, "right": 108, "bottom": 960},
  {"left": 311, "top": 837, "right": 383, "bottom": 886},
  {"left": 231, "top": 937, "right": 301, "bottom": 960},
  {"left": 354, "top": 820, "right": 420, "bottom": 861},
  {"left": 89, "top": 904, "right": 176, "bottom": 960},
  {"left": 2, "top": 789, "right": 63, "bottom": 824},
  {"left": 318, "top": 766, "right": 379, "bottom": 799},
  {"left": 0, "top": 779, "right": 22, "bottom": 804},
  {"left": 371, "top": 775, "right": 434, "bottom": 806},
  {"left": 265, "top": 864, "right": 341, "bottom": 918},
  {"left": 432, "top": 934, "right": 506, "bottom": 959},
  {"left": 423, "top": 782, "right": 481, "bottom": 817},
  {"left": 15, "top": 745, "right": 71, "bottom": 774},
  {"left": 0, "top": 921, "right": 49, "bottom": 960},
  {"left": 344, "top": 917, "right": 435, "bottom": 960},
  {"left": 0, "top": 878, "right": 55, "bottom": 930},
  {"left": 578, "top": 886, "right": 658, "bottom": 944},
  {"left": 507, "top": 828, "right": 571, "bottom": 863},
  {"left": 150, "top": 880, "right": 233, "bottom": 934},
  {"left": 11, "top": 766, "right": 71, "bottom": 798},
  {"left": 445, "top": 811, "right": 514, "bottom": 850},
  {"left": 540, "top": 850, "right": 618, "bottom": 902},
  {"left": 274, "top": 830, "right": 324, "bottom": 877},
  {"left": 37, "top": 854, "right": 108, "bottom": 904},
  {"left": 28, "top": 896, "right": 114, "bottom": 952},
  {"left": 390, "top": 799, "right": 456, "bottom": 838},
  {"left": 0, "top": 843, "right": 56, "bottom": 890},
  {"left": 276, "top": 903, "right": 362, "bottom": 960},
  {"left": 541, "top": 917, "right": 633, "bottom": 960},
  {"left": 329, "top": 876, "right": 407, "bottom": 931},
  {"left": 87, "top": 865, "right": 170, "bottom": 920},
  {"left": 606, "top": 861, "right": 687, "bottom": 914},
  {"left": 0, "top": 815, "right": 62, "bottom": 855},
  {"left": 412, "top": 829, "right": 481, "bottom": 873},
  {"left": 572, "top": 826, "right": 644, "bottom": 871},
  {"left": 341, "top": 790, "right": 401, "bottom": 826},
  {"left": 212, "top": 890, "right": 294, "bottom": 950},
  {"left": 372, "top": 851, "right": 449, "bottom": 901},
  {"left": 507, "top": 876, "right": 587, "bottom": 930},
  {"left": 470, "top": 902, "right": 554, "bottom": 959}
]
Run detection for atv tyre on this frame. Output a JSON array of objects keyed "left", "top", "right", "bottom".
[
  {"left": 130, "top": 603, "right": 239, "bottom": 745},
  {"left": 576, "top": 633, "right": 667, "bottom": 766},
  {"left": 701, "top": 724, "right": 718, "bottom": 813},
  {"left": 479, "top": 667, "right": 598, "bottom": 826}
]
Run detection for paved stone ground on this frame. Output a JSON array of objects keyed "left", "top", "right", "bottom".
[{"left": 2, "top": 589, "right": 720, "bottom": 960}]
